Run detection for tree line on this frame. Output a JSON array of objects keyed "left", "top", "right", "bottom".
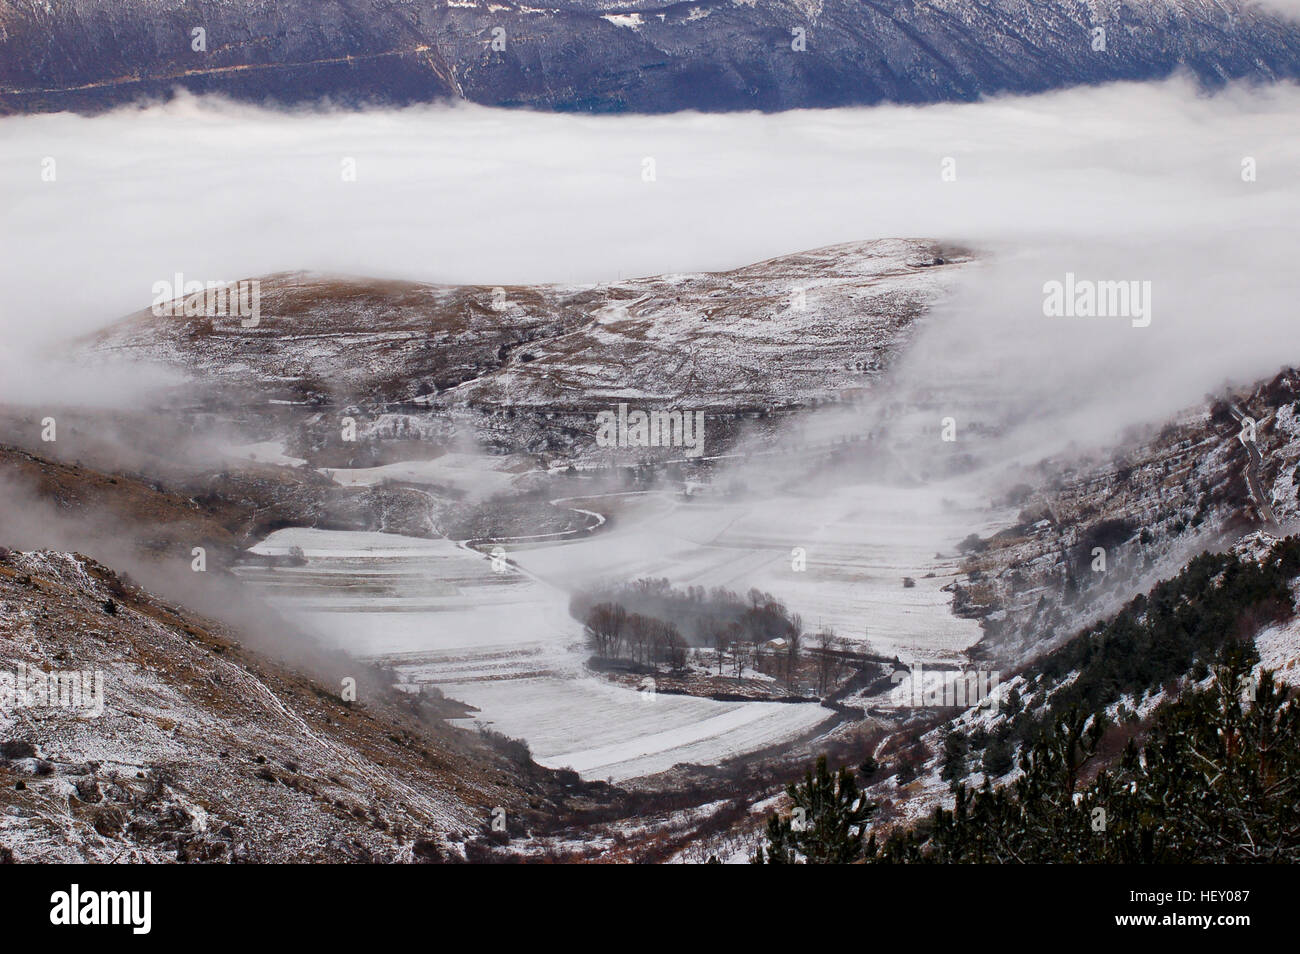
[
  {"left": 757, "top": 654, "right": 1299, "bottom": 863},
  {"left": 753, "top": 536, "right": 1300, "bottom": 862},
  {"left": 574, "top": 579, "right": 828, "bottom": 685}
]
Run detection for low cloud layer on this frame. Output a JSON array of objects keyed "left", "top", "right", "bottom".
[
  {"left": 0, "top": 78, "right": 1297, "bottom": 445},
  {"left": 1254, "top": 0, "right": 1300, "bottom": 19}
]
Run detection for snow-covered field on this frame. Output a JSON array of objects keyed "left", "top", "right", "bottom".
[
  {"left": 237, "top": 469, "right": 997, "bottom": 781},
  {"left": 510, "top": 480, "right": 1002, "bottom": 664},
  {"left": 243, "top": 529, "right": 566, "bottom": 660},
  {"left": 434, "top": 677, "right": 829, "bottom": 781},
  {"left": 238, "top": 527, "right": 835, "bottom": 781}
]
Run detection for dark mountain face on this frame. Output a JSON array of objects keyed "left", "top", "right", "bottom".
[{"left": 3, "top": 0, "right": 1300, "bottom": 115}]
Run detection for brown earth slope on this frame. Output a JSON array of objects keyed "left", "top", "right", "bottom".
[{"left": 0, "top": 548, "right": 564, "bottom": 862}]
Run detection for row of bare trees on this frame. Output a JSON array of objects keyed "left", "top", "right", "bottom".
[
  {"left": 584, "top": 603, "right": 688, "bottom": 671},
  {"left": 578, "top": 580, "right": 861, "bottom": 693},
  {"left": 586, "top": 602, "right": 824, "bottom": 689}
]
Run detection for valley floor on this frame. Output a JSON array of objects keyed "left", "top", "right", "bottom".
[{"left": 235, "top": 475, "right": 1005, "bottom": 783}]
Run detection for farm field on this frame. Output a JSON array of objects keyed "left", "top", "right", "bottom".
[{"left": 237, "top": 471, "right": 997, "bottom": 780}]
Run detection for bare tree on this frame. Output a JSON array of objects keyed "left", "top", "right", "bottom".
[
  {"left": 732, "top": 636, "right": 749, "bottom": 679},
  {"left": 815, "top": 628, "right": 840, "bottom": 695},
  {"left": 584, "top": 602, "right": 628, "bottom": 658},
  {"left": 713, "top": 624, "right": 729, "bottom": 676},
  {"left": 786, "top": 626, "right": 803, "bottom": 689}
]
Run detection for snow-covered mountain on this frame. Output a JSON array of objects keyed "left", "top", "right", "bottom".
[
  {"left": 85, "top": 238, "right": 968, "bottom": 460},
  {"left": 4, "top": 0, "right": 1300, "bottom": 114}
]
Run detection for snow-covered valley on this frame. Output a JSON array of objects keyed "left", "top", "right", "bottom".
[{"left": 234, "top": 468, "right": 1005, "bottom": 782}]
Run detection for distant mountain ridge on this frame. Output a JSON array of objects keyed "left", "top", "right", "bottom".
[{"left": 3, "top": 0, "right": 1300, "bottom": 114}]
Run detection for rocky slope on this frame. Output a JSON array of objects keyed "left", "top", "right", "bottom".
[
  {"left": 661, "top": 367, "right": 1300, "bottom": 858},
  {"left": 4, "top": 0, "right": 1300, "bottom": 114},
  {"left": 0, "top": 547, "right": 577, "bottom": 861},
  {"left": 952, "top": 369, "right": 1300, "bottom": 669},
  {"left": 0, "top": 438, "right": 444, "bottom": 563}
]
